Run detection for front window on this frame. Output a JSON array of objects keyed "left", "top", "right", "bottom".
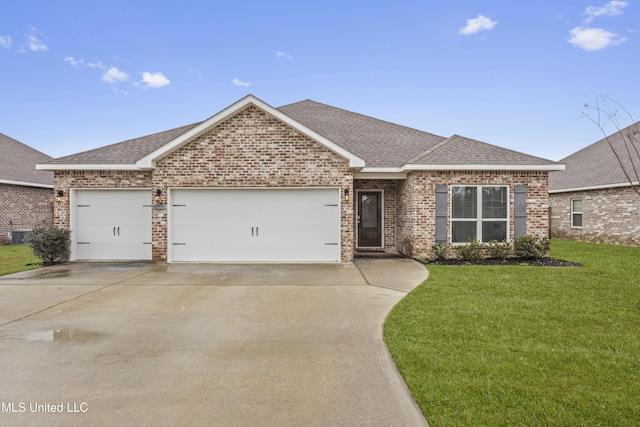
[
  {"left": 452, "top": 186, "right": 509, "bottom": 243},
  {"left": 571, "top": 198, "right": 583, "bottom": 228}
]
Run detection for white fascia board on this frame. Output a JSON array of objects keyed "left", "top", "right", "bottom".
[
  {"left": 354, "top": 171, "right": 407, "bottom": 180},
  {"left": 402, "top": 163, "right": 565, "bottom": 172},
  {"left": 549, "top": 181, "right": 639, "bottom": 194},
  {"left": 135, "top": 94, "right": 366, "bottom": 169},
  {"left": 0, "top": 179, "right": 54, "bottom": 189},
  {"left": 36, "top": 163, "right": 144, "bottom": 171}
]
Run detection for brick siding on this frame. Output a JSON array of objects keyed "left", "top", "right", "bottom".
[
  {"left": 396, "top": 171, "right": 550, "bottom": 259},
  {"left": 550, "top": 186, "right": 640, "bottom": 246},
  {"left": 0, "top": 184, "right": 54, "bottom": 244}
]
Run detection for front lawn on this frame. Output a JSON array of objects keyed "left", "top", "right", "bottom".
[
  {"left": 384, "top": 240, "right": 640, "bottom": 426},
  {"left": 0, "top": 245, "right": 40, "bottom": 276}
]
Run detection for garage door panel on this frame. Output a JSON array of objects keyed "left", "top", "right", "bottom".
[
  {"left": 172, "top": 224, "right": 254, "bottom": 243},
  {"left": 170, "top": 189, "right": 341, "bottom": 262},
  {"left": 77, "top": 241, "right": 152, "bottom": 261},
  {"left": 73, "top": 190, "right": 152, "bottom": 261}
]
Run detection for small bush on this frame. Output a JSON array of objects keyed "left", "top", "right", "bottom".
[
  {"left": 25, "top": 227, "right": 71, "bottom": 265},
  {"left": 457, "top": 237, "right": 485, "bottom": 263},
  {"left": 514, "top": 235, "right": 550, "bottom": 260},
  {"left": 431, "top": 241, "right": 451, "bottom": 261},
  {"left": 488, "top": 240, "right": 511, "bottom": 260}
]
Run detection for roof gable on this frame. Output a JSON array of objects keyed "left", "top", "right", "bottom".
[
  {"left": 550, "top": 121, "right": 640, "bottom": 192},
  {"left": 0, "top": 132, "right": 53, "bottom": 187}
]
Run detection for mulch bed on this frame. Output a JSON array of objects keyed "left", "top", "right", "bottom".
[{"left": 421, "top": 257, "right": 583, "bottom": 267}]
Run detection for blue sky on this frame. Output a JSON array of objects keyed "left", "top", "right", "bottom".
[{"left": 1, "top": 0, "right": 638, "bottom": 161}]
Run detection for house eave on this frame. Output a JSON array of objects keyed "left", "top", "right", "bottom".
[
  {"left": 549, "top": 181, "right": 640, "bottom": 194},
  {"left": 358, "top": 163, "right": 565, "bottom": 174},
  {"left": 402, "top": 163, "right": 565, "bottom": 172},
  {"left": 36, "top": 163, "right": 146, "bottom": 171},
  {"left": 0, "top": 179, "right": 54, "bottom": 189}
]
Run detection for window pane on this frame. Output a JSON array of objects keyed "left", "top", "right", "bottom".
[
  {"left": 572, "top": 199, "right": 582, "bottom": 213},
  {"left": 452, "top": 187, "right": 477, "bottom": 218},
  {"left": 361, "top": 194, "right": 378, "bottom": 228},
  {"left": 482, "top": 187, "right": 508, "bottom": 219},
  {"left": 482, "top": 221, "right": 507, "bottom": 242},
  {"left": 572, "top": 213, "right": 583, "bottom": 227},
  {"left": 452, "top": 221, "right": 477, "bottom": 243}
]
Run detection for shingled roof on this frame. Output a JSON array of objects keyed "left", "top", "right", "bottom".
[
  {"left": 550, "top": 121, "right": 640, "bottom": 192},
  {"left": 39, "top": 95, "right": 560, "bottom": 172},
  {"left": 0, "top": 132, "right": 53, "bottom": 187}
]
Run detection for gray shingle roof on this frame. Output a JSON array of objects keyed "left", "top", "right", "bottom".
[
  {"left": 47, "top": 122, "right": 202, "bottom": 165},
  {"left": 409, "top": 134, "right": 557, "bottom": 166},
  {"left": 0, "top": 132, "right": 53, "bottom": 187},
  {"left": 550, "top": 122, "right": 640, "bottom": 191},
  {"left": 277, "top": 100, "right": 446, "bottom": 168},
  {"left": 41, "top": 96, "right": 559, "bottom": 170}
]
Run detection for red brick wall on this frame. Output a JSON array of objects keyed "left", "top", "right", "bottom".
[
  {"left": 396, "top": 171, "right": 550, "bottom": 259},
  {"left": 0, "top": 184, "right": 54, "bottom": 244}
]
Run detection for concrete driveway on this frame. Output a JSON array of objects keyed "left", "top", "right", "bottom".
[{"left": 0, "top": 259, "right": 428, "bottom": 427}]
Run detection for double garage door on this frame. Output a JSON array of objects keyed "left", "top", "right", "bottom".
[
  {"left": 72, "top": 188, "right": 340, "bottom": 262},
  {"left": 170, "top": 188, "right": 341, "bottom": 262}
]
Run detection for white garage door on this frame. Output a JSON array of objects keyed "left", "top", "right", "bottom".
[
  {"left": 73, "top": 190, "right": 152, "bottom": 261},
  {"left": 170, "top": 188, "right": 341, "bottom": 262}
]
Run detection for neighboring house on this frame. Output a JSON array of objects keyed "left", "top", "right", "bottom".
[
  {"left": 37, "top": 95, "right": 562, "bottom": 263},
  {"left": 550, "top": 122, "right": 640, "bottom": 246},
  {"left": 0, "top": 133, "right": 54, "bottom": 244}
]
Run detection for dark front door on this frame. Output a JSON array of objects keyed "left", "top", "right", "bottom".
[{"left": 358, "top": 191, "right": 382, "bottom": 247}]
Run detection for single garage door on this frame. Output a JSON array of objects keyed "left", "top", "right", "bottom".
[
  {"left": 170, "top": 188, "right": 341, "bottom": 262},
  {"left": 73, "top": 190, "right": 152, "bottom": 261}
]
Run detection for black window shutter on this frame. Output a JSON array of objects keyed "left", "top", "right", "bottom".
[
  {"left": 514, "top": 184, "right": 527, "bottom": 239},
  {"left": 435, "top": 184, "right": 448, "bottom": 242}
]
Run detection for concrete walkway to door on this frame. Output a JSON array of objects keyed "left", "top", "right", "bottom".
[{"left": 0, "top": 258, "right": 429, "bottom": 427}]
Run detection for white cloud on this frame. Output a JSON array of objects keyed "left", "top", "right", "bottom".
[
  {"left": 276, "top": 50, "right": 293, "bottom": 60},
  {"left": 87, "top": 60, "right": 106, "bottom": 69},
  {"left": 64, "top": 56, "right": 83, "bottom": 67},
  {"left": 138, "top": 71, "right": 170, "bottom": 88},
  {"left": 585, "top": 0, "right": 628, "bottom": 24},
  {"left": 24, "top": 26, "right": 47, "bottom": 52},
  {"left": 102, "top": 67, "right": 129, "bottom": 84},
  {"left": 567, "top": 26, "right": 626, "bottom": 50},
  {"left": 0, "top": 35, "right": 12, "bottom": 48},
  {"left": 232, "top": 78, "right": 251, "bottom": 87},
  {"left": 460, "top": 14, "right": 498, "bottom": 36}
]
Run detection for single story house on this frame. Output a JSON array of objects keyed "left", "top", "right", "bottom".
[
  {"left": 0, "top": 132, "right": 54, "bottom": 244},
  {"left": 38, "top": 95, "right": 562, "bottom": 263},
  {"left": 550, "top": 121, "right": 640, "bottom": 245}
]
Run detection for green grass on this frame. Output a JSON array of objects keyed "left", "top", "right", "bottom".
[
  {"left": 0, "top": 245, "right": 41, "bottom": 276},
  {"left": 384, "top": 240, "right": 640, "bottom": 426}
]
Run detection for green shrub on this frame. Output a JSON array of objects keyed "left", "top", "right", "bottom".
[
  {"left": 456, "top": 237, "right": 484, "bottom": 262},
  {"left": 514, "top": 235, "right": 550, "bottom": 259},
  {"left": 25, "top": 227, "right": 71, "bottom": 265},
  {"left": 487, "top": 240, "right": 511, "bottom": 260},
  {"left": 431, "top": 241, "right": 451, "bottom": 261}
]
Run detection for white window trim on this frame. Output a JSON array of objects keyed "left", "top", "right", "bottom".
[
  {"left": 451, "top": 185, "right": 510, "bottom": 244},
  {"left": 571, "top": 198, "right": 583, "bottom": 229}
]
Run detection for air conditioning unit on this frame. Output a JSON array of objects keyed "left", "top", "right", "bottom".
[{"left": 11, "top": 230, "right": 32, "bottom": 245}]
